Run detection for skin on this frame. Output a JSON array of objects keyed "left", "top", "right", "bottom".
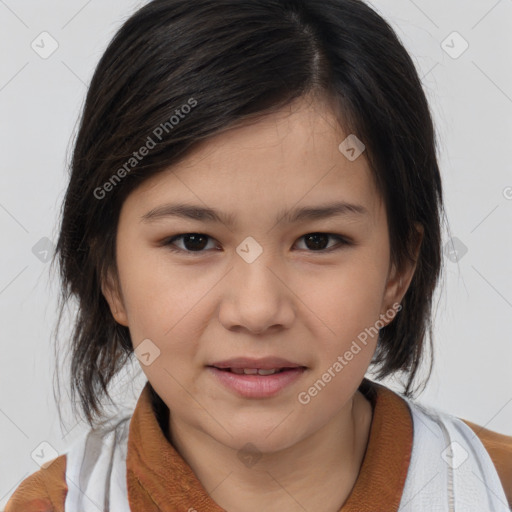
[{"left": 103, "top": 93, "right": 423, "bottom": 512}]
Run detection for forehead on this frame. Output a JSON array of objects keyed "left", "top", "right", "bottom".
[{"left": 124, "top": 96, "right": 384, "bottom": 224}]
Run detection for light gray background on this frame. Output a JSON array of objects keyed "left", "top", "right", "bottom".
[{"left": 1, "top": 0, "right": 511, "bottom": 507}]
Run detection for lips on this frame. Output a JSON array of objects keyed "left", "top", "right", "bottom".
[
  {"left": 220, "top": 368, "right": 289, "bottom": 375},
  {"left": 207, "top": 361, "right": 307, "bottom": 398},
  {"left": 208, "top": 356, "right": 306, "bottom": 373},
  {"left": 208, "top": 357, "right": 305, "bottom": 371}
]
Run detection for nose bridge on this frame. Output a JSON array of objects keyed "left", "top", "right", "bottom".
[
  {"left": 219, "top": 235, "right": 292, "bottom": 332},
  {"left": 233, "top": 234, "right": 280, "bottom": 290},
  {"left": 214, "top": 228, "right": 297, "bottom": 334}
]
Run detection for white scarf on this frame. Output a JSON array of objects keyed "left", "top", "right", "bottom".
[
  {"left": 398, "top": 398, "right": 510, "bottom": 511},
  {"left": 64, "top": 411, "right": 132, "bottom": 512},
  {"left": 64, "top": 398, "right": 510, "bottom": 511}
]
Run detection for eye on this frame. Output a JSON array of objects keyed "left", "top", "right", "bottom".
[
  {"left": 162, "top": 232, "right": 351, "bottom": 255},
  {"left": 163, "top": 233, "right": 219, "bottom": 254},
  {"left": 295, "top": 233, "right": 350, "bottom": 252}
]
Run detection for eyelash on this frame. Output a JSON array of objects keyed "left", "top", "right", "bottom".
[{"left": 161, "top": 233, "right": 352, "bottom": 255}]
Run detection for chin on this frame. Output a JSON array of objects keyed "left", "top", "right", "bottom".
[{"left": 216, "top": 423, "right": 305, "bottom": 455}]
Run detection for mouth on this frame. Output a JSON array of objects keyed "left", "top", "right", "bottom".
[
  {"left": 208, "top": 356, "right": 306, "bottom": 371},
  {"left": 206, "top": 357, "right": 307, "bottom": 398},
  {"left": 210, "top": 367, "right": 304, "bottom": 375}
]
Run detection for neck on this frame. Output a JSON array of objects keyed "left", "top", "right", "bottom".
[{"left": 168, "top": 390, "right": 373, "bottom": 512}]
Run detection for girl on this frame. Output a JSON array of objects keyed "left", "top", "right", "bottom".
[{"left": 6, "top": 0, "right": 512, "bottom": 510}]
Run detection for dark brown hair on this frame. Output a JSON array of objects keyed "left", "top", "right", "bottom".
[{"left": 53, "top": 0, "right": 448, "bottom": 428}]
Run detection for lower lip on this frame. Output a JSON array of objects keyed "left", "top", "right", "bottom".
[{"left": 207, "top": 367, "right": 306, "bottom": 398}]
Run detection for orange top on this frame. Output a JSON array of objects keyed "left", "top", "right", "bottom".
[{"left": 5, "top": 378, "right": 512, "bottom": 511}]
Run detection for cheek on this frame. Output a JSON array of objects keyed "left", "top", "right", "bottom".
[
  {"left": 300, "top": 258, "right": 387, "bottom": 337},
  {"left": 116, "top": 244, "right": 184, "bottom": 323},
  {"left": 116, "top": 246, "right": 215, "bottom": 355},
  {"left": 119, "top": 259, "right": 206, "bottom": 393}
]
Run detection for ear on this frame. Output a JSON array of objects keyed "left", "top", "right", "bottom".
[
  {"left": 101, "top": 269, "right": 129, "bottom": 327},
  {"left": 380, "top": 222, "right": 424, "bottom": 322}
]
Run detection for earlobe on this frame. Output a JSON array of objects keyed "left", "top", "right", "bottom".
[{"left": 101, "top": 270, "right": 129, "bottom": 326}]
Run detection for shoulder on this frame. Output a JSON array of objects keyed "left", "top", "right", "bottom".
[
  {"left": 461, "top": 418, "right": 512, "bottom": 509},
  {"left": 410, "top": 398, "right": 512, "bottom": 508},
  {"left": 4, "top": 412, "right": 132, "bottom": 512},
  {"left": 4, "top": 454, "right": 67, "bottom": 512}
]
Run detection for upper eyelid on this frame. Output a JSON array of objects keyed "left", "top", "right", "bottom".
[{"left": 165, "top": 232, "right": 347, "bottom": 242}]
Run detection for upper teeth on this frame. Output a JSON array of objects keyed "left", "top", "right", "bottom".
[{"left": 231, "top": 368, "right": 281, "bottom": 375}]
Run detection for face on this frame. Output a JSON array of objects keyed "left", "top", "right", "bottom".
[{"left": 103, "top": 95, "right": 420, "bottom": 455}]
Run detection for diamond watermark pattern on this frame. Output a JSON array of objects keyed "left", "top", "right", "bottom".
[
  {"left": 237, "top": 442, "right": 262, "bottom": 468},
  {"left": 134, "top": 338, "right": 161, "bottom": 366},
  {"left": 441, "top": 441, "right": 469, "bottom": 469},
  {"left": 31, "top": 237, "right": 55, "bottom": 263},
  {"left": 444, "top": 237, "right": 468, "bottom": 263},
  {"left": 236, "top": 236, "right": 263, "bottom": 264},
  {"left": 441, "top": 31, "right": 469, "bottom": 59},
  {"left": 31, "top": 441, "right": 59, "bottom": 469},
  {"left": 338, "top": 134, "right": 365, "bottom": 161},
  {"left": 31, "top": 32, "right": 59, "bottom": 59}
]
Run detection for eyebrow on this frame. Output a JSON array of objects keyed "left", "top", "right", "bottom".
[{"left": 141, "top": 200, "right": 369, "bottom": 227}]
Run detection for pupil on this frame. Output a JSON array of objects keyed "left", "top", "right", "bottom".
[
  {"left": 305, "top": 233, "right": 328, "bottom": 250},
  {"left": 184, "top": 234, "right": 207, "bottom": 251}
]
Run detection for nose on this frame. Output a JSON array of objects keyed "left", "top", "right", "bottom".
[{"left": 218, "top": 250, "right": 295, "bottom": 335}]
